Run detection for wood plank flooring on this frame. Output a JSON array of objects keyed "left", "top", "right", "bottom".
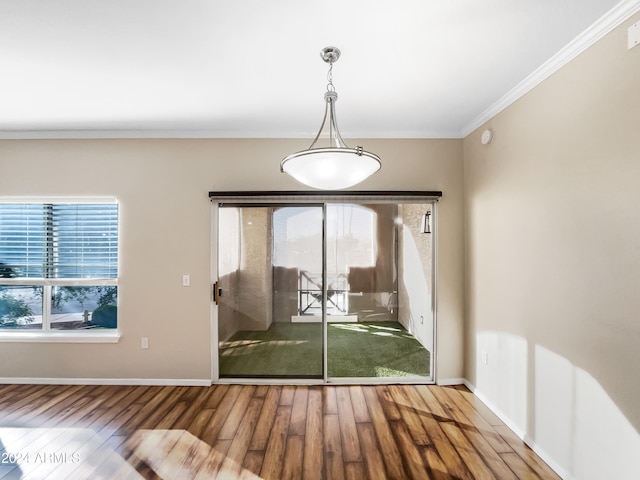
[{"left": 0, "top": 383, "right": 560, "bottom": 479}]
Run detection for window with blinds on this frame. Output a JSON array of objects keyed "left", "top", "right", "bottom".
[{"left": 0, "top": 201, "right": 119, "bottom": 332}]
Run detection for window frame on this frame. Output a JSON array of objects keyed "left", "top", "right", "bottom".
[{"left": 0, "top": 197, "right": 120, "bottom": 343}]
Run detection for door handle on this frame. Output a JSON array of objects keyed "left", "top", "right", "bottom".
[{"left": 213, "top": 281, "right": 222, "bottom": 305}]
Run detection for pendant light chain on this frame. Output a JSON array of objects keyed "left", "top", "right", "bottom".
[
  {"left": 327, "top": 61, "right": 335, "bottom": 92},
  {"left": 327, "top": 61, "right": 335, "bottom": 144}
]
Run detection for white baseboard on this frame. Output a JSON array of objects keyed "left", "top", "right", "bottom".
[
  {"left": 463, "top": 379, "right": 569, "bottom": 479},
  {"left": 0, "top": 377, "right": 211, "bottom": 386},
  {"left": 436, "top": 377, "right": 465, "bottom": 386}
]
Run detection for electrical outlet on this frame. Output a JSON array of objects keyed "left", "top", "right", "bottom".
[{"left": 141, "top": 337, "right": 149, "bottom": 349}]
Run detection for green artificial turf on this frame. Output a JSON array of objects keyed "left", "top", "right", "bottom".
[
  {"left": 219, "top": 321, "right": 430, "bottom": 378},
  {"left": 219, "top": 323, "right": 323, "bottom": 377}
]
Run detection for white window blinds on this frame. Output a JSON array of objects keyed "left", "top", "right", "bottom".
[{"left": 0, "top": 202, "right": 118, "bottom": 279}]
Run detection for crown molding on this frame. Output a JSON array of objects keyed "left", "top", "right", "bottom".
[
  {"left": 461, "top": 0, "right": 640, "bottom": 137},
  {"left": 0, "top": 128, "right": 462, "bottom": 140}
]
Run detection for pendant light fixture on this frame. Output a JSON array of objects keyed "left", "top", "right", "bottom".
[{"left": 280, "top": 47, "right": 382, "bottom": 190}]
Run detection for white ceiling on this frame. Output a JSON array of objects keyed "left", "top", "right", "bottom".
[{"left": 0, "top": 0, "right": 634, "bottom": 139}]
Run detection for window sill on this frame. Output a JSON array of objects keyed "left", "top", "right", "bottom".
[{"left": 0, "top": 331, "right": 121, "bottom": 343}]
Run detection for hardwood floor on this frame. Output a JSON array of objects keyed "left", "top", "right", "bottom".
[{"left": 0, "top": 383, "right": 560, "bottom": 479}]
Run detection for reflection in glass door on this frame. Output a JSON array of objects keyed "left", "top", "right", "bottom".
[{"left": 217, "top": 205, "right": 324, "bottom": 378}]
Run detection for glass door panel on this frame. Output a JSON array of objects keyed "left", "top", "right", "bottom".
[
  {"left": 327, "top": 203, "right": 434, "bottom": 381},
  {"left": 396, "top": 203, "right": 434, "bottom": 380},
  {"left": 217, "top": 205, "right": 324, "bottom": 379}
]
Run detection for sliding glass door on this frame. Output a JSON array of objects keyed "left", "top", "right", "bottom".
[{"left": 213, "top": 194, "right": 436, "bottom": 383}]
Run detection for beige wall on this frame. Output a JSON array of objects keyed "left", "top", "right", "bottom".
[
  {"left": 0, "top": 137, "right": 464, "bottom": 382},
  {"left": 463, "top": 12, "right": 640, "bottom": 478}
]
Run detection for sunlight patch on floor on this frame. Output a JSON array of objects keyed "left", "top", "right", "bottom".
[
  {"left": 127, "top": 429, "right": 261, "bottom": 479},
  {"left": 221, "top": 339, "right": 309, "bottom": 357},
  {"left": 369, "top": 324, "right": 403, "bottom": 332},
  {"left": 0, "top": 427, "right": 142, "bottom": 479}
]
